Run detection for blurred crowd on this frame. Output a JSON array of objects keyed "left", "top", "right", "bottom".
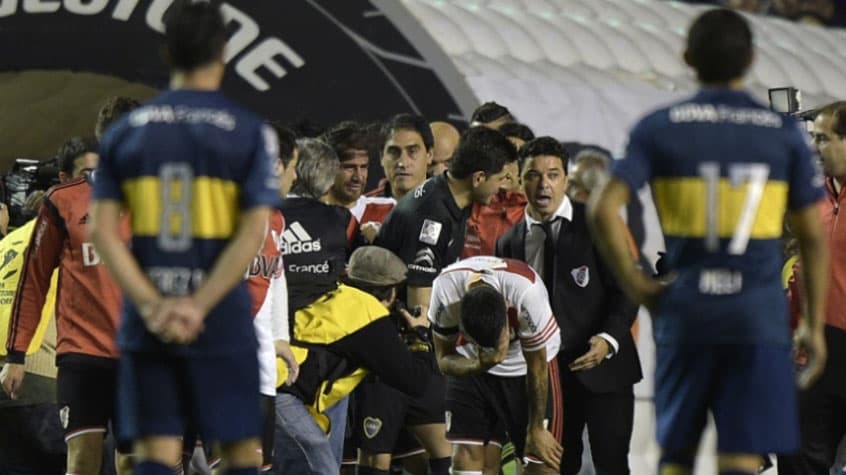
[{"left": 679, "top": 0, "right": 846, "bottom": 26}]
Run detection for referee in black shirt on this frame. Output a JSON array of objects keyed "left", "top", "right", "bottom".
[{"left": 373, "top": 126, "right": 516, "bottom": 474}]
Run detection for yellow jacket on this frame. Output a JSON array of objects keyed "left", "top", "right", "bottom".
[{"left": 277, "top": 284, "right": 390, "bottom": 433}]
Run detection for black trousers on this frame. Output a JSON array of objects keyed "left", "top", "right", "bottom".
[
  {"left": 778, "top": 326, "right": 846, "bottom": 475},
  {"left": 559, "top": 357, "right": 635, "bottom": 475}
]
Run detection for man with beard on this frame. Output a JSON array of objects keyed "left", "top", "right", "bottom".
[{"left": 323, "top": 121, "right": 394, "bottom": 243}]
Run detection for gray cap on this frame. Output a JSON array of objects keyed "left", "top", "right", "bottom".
[{"left": 346, "top": 246, "right": 407, "bottom": 286}]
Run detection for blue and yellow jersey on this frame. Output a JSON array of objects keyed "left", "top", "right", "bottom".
[
  {"left": 613, "top": 89, "right": 823, "bottom": 345},
  {"left": 93, "top": 90, "right": 280, "bottom": 354}
]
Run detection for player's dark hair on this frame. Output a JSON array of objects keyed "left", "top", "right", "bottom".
[
  {"left": 685, "top": 9, "right": 753, "bottom": 84},
  {"left": 460, "top": 284, "right": 506, "bottom": 349},
  {"left": 163, "top": 1, "right": 227, "bottom": 71},
  {"left": 57, "top": 136, "right": 98, "bottom": 176},
  {"left": 381, "top": 114, "right": 434, "bottom": 151},
  {"left": 498, "top": 122, "right": 535, "bottom": 145},
  {"left": 518, "top": 136, "right": 569, "bottom": 174},
  {"left": 289, "top": 118, "right": 326, "bottom": 139},
  {"left": 470, "top": 101, "right": 514, "bottom": 126},
  {"left": 817, "top": 101, "right": 846, "bottom": 137},
  {"left": 450, "top": 127, "right": 516, "bottom": 180},
  {"left": 95, "top": 96, "right": 140, "bottom": 139},
  {"left": 323, "top": 121, "right": 373, "bottom": 161},
  {"left": 269, "top": 121, "right": 298, "bottom": 166}
]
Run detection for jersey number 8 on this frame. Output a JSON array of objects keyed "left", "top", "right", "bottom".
[{"left": 159, "top": 163, "right": 193, "bottom": 252}]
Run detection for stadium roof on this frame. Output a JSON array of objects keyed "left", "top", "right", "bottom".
[{"left": 393, "top": 0, "right": 846, "bottom": 152}]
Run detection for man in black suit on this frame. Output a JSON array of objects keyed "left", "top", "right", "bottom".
[{"left": 495, "top": 137, "right": 641, "bottom": 475}]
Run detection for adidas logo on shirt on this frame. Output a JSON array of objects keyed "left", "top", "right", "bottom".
[{"left": 281, "top": 221, "right": 322, "bottom": 255}]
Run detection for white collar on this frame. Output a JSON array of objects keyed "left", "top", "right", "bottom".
[
  {"left": 349, "top": 195, "right": 368, "bottom": 222},
  {"left": 525, "top": 195, "right": 573, "bottom": 227}
]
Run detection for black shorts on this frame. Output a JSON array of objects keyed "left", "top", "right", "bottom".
[
  {"left": 444, "top": 358, "right": 563, "bottom": 461},
  {"left": 353, "top": 352, "right": 445, "bottom": 454},
  {"left": 342, "top": 387, "right": 426, "bottom": 464},
  {"left": 56, "top": 360, "right": 118, "bottom": 442}
]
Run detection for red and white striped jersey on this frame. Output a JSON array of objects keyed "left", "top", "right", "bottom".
[
  {"left": 246, "top": 209, "right": 285, "bottom": 318},
  {"left": 428, "top": 256, "right": 560, "bottom": 377}
]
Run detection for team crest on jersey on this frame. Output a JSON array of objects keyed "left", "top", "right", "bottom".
[
  {"left": 419, "top": 219, "right": 442, "bottom": 245},
  {"left": 59, "top": 405, "right": 70, "bottom": 429},
  {"left": 363, "top": 417, "right": 382, "bottom": 439},
  {"left": 571, "top": 266, "right": 590, "bottom": 288}
]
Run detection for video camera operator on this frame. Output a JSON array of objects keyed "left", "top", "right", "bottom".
[{"left": 274, "top": 246, "right": 433, "bottom": 474}]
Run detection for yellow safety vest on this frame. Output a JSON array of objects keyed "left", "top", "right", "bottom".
[{"left": 0, "top": 219, "right": 57, "bottom": 356}]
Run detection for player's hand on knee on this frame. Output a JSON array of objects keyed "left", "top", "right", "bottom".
[
  {"left": 525, "top": 428, "right": 562, "bottom": 471},
  {"left": 0, "top": 363, "right": 25, "bottom": 400}
]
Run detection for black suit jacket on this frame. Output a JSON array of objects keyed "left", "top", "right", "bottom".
[{"left": 496, "top": 202, "right": 642, "bottom": 393}]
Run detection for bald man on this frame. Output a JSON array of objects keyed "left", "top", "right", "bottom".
[
  {"left": 567, "top": 150, "right": 611, "bottom": 204},
  {"left": 429, "top": 121, "right": 460, "bottom": 177}
]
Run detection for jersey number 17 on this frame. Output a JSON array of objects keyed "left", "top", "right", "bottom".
[{"left": 698, "top": 162, "right": 770, "bottom": 255}]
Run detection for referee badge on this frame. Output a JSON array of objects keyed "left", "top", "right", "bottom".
[
  {"left": 59, "top": 405, "right": 70, "bottom": 429},
  {"left": 419, "top": 219, "right": 442, "bottom": 245},
  {"left": 363, "top": 417, "right": 382, "bottom": 439},
  {"left": 571, "top": 266, "right": 590, "bottom": 288}
]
